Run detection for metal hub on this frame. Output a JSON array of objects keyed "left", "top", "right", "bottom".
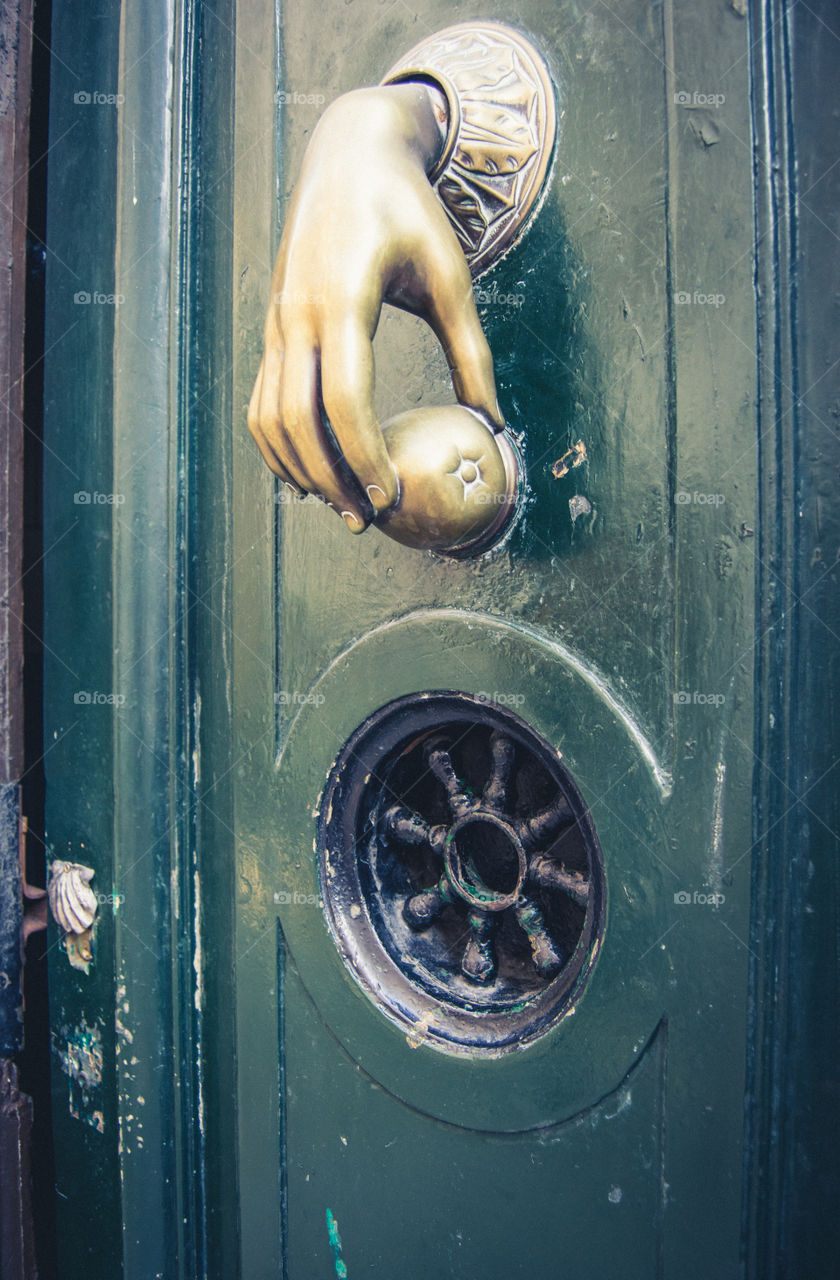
[{"left": 318, "top": 693, "right": 606, "bottom": 1053}]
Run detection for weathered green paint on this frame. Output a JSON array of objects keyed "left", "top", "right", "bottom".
[
  {"left": 743, "top": 0, "right": 840, "bottom": 1274},
  {"left": 231, "top": 0, "right": 756, "bottom": 1274},
  {"left": 43, "top": 0, "right": 238, "bottom": 1277},
  {"left": 39, "top": 0, "right": 839, "bottom": 1275},
  {"left": 41, "top": 0, "right": 123, "bottom": 1271},
  {"left": 325, "top": 1208, "right": 348, "bottom": 1279}
]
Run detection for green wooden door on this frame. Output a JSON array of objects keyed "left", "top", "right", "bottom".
[
  {"left": 39, "top": 0, "right": 836, "bottom": 1277},
  {"left": 231, "top": 2, "right": 753, "bottom": 1277}
]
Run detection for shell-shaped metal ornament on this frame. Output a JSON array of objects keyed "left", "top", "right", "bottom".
[{"left": 48, "top": 861, "right": 98, "bottom": 934}]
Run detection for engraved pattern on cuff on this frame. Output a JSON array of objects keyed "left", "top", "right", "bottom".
[{"left": 383, "top": 21, "right": 558, "bottom": 277}]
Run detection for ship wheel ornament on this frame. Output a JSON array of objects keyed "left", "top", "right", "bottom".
[
  {"left": 318, "top": 693, "right": 606, "bottom": 1054},
  {"left": 381, "top": 731, "right": 589, "bottom": 986}
]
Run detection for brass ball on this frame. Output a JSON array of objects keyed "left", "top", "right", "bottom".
[{"left": 377, "top": 405, "right": 520, "bottom": 555}]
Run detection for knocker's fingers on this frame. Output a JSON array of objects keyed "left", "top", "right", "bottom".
[
  {"left": 320, "top": 319, "right": 399, "bottom": 515},
  {"left": 247, "top": 354, "right": 307, "bottom": 493},
  {"left": 282, "top": 339, "right": 370, "bottom": 532},
  {"left": 250, "top": 419, "right": 307, "bottom": 496},
  {"left": 424, "top": 241, "right": 505, "bottom": 432}
]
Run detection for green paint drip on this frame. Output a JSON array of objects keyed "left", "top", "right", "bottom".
[{"left": 326, "top": 1208, "right": 348, "bottom": 1279}]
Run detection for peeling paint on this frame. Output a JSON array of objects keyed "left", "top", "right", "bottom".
[
  {"left": 552, "top": 439, "right": 588, "bottom": 479},
  {"left": 604, "top": 1086, "right": 633, "bottom": 1120},
  {"left": 115, "top": 1017, "right": 133, "bottom": 1044},
  {"left": 406, "top": 1013, "right": 435, "bottom": 1048},
  {"left": 708, "top": 759, "right": 726, "bottom": 899},
  {"left": 57, "top": 1018, "right": 104, "bottom": 1131},
  {"left": 686, "top": 109, "right": 721, "bottom": 147},
  {"left": 569, "top": 494, "right": 592, "bottom": 523},
  {"left": 326, "top": 1207, "right": 348, "bottom": 1278},
  {"left": 193, "top": 868, "right": 203, "bottom": 1013},
  {"left": 194, "top": 865, "right": 206, "bottom": 1144}
]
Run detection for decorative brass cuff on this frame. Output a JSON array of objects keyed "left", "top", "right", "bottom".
[{"left": 383, "top": 22, "right": 557, "bottom": 277}]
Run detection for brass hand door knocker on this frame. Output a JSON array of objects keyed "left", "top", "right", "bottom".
[{"left": 248, "top": 22, "right": 556, "bottom": 555}]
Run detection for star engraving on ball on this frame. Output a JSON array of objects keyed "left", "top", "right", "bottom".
[{"left": 447, "top": 448, "right": 488, "bottom": 500}]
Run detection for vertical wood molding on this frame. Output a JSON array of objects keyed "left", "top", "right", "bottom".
[
  {"left": 0, "top": 0, "right": 33, "bottom": 787},
  {"left": 745, "top": 0, "right": 840, "bottom": 1273}
]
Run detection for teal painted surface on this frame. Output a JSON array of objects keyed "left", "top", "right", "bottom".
[
  {"left": 38, "top": 0, "right": 838, "bottom": 1275},
  {"left": 232, "top": 0, "right": 758, "bottom": 1276},
  {"left": 41, "top": 0, "right": 123, "bottom": 1273},
  {"left": 325, "top": 1208, "right": 348, "bottom": 1279},
  {"left": 43, "top": 0, "right": 238, "bottom": 1276},
  {"left": 743, "top": 0, "right": 840, "bottom": 1274},
  {"left": 285, "top": 946, "right": 666, "bottom": 1277}
]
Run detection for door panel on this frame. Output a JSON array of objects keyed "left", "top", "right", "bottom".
[
  {"left": 231, "top": 0, "right": 756, "bottom": 1276},
  {"left": 281, "top": 957, "right": 667, "bottom": 1278}
]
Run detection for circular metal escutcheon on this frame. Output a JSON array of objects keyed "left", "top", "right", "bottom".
[{"left": 318, "top": 692, "right": 606, "bottom": 1054}]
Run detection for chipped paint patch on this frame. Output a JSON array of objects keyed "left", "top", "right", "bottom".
[
  {"left": 114, "top": 1016, "right": 133, "bottom": 1044},
  {"left": 604, "top": 1086, "right": 633, "bottom": 1120},
  {"left": 63, "top": 927, "right": 94, "bottom": 972},
  {"left": 552, "top": 439, "right": 587, "bottom": 479},
  {"left": 406, "top": 1012, "right": 438, "bottom": 1049},
  {"left": 569, "top": 494, "right": 592, "bottom": 523},
  {"left": 115, "top": 995, "right": 146, "bottom": 1156},
  {"left": 193, "top": 868, "right": 203, "bottom": 1013},
  {"left": 326, "top": 1207, "right": 348, "bottom": 1278},
  {"left": 57, "top": 1018, "right": 104, "bottom": 1131}
]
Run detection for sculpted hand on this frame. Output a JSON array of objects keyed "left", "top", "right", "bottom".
[{"left": 247, "top": 83, "right": 504, "bottom": 533}]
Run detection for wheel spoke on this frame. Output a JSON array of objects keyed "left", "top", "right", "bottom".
[
  {"left": 425, "top": 740, "right": 474, "bottom": 819},
  {"left": 528, "top": 854, "right": 589, "bottom": 907},
  {"left": 518, "top": 793, "right": 575, "bottom": 850},
  {"left": 380, "top": 725, "right": 594, "bottom": 990},
  {"left": 382, "top": 804, "right": 431, "bottom": 847},
  {"left": 514, "top": 897, "right": 563, "bottom": 977},
  {"left": 461, "top": 911, "right": 496, "bottom": 983},
  {"left": 404, "top": 874, "right": 454, "bottom": 929},
  {"left": 482, "top": 730, "right": 516, "bottom": 812}
]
